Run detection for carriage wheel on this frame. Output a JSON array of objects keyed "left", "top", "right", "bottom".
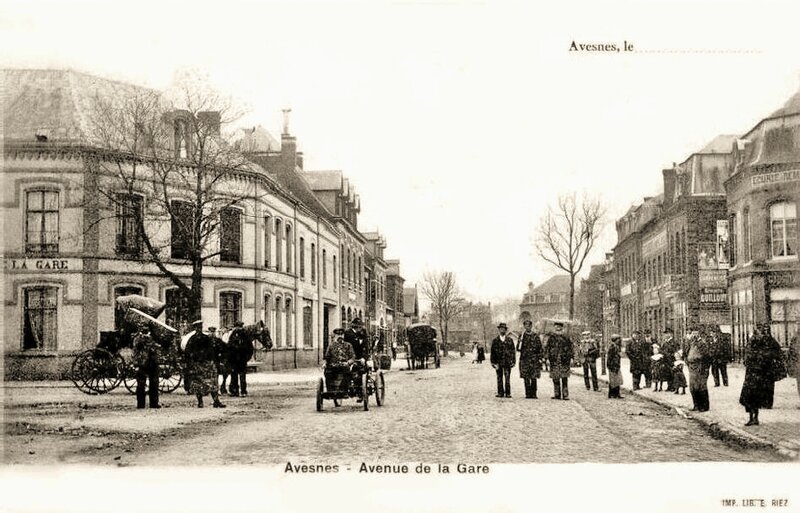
[
  {"left": 70, "top": 350, "right": 101, "bottom": 395},
  {"left": 361, "top": 373, "right": 370, "bottom": 411},
  {"left": 374, "top": 371, "right": 385, "bottom": 406},
  {"left": 71, "top": 349, "right": 123, "bottom": 395},
  {"left": 122, "top": 362, "right": 138, "bottom": 394},
  {"left": 316, "top": 378, "right": 324, "bottom": 412},
  {"left": 158, "top": 355, "right": 183, "bottom": 393}
]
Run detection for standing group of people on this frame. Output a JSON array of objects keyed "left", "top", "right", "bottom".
[{"left": 489, "top": 320, "right": 573, "bottom": 400}]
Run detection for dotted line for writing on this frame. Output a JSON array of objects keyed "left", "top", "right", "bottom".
[{"left": 635, "top": 49, "right": 762, "bottom": 54}]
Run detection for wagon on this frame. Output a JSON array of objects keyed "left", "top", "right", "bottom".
[
  {"left": 69, "top": 295, "right": 183, "bottom": 395},
  {"left": 405, "top": 323, "right": 440, "bottom": 370}
]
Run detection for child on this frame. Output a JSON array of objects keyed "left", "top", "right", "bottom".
[
  {"left": 650, "top": 343, "right": 668, "bottom": 392},
  {"left": 672, "top": 349, "right": 687, "bottom": 394}
]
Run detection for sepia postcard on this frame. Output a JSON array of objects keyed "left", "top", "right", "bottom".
[{"left": 1, "top": 0, "right": 799, "bottom": 512}]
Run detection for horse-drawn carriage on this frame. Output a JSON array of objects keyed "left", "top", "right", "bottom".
[
  {"left": 69, "top": 295, "right": 183, "bottom": 395},
  {"left": 316, "top": 362, "right": 386, "bottom": 412},
  {"left": 405, "top": 323, "right": 440, "bottom": 370}
]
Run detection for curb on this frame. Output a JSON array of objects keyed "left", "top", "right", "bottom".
[{"left": 569, "top": 369, "right": 799, "bottom": 460}]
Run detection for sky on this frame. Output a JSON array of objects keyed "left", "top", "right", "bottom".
[{"left": 2, "top": 0, "right": 800, "bottom": 303}]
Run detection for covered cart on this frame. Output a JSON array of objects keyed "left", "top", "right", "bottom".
[
  {"left": 405, "top": 323, "right": 440, "bottom": 370},
  {"left": 69, "top": 295, "right": 182, "bottom": 395}
]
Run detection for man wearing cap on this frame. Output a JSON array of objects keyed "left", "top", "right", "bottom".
[
  {"left": 546, "top": 321, "right": 574, "bottom": 400},
  {"left": 324, "top": 328, "right": 356, "bottom": 394},
  {"left": 579, "top": 330, "right": 600, "bottom": 392},
  {"left": 660, "top": 327, "right": 679, "bottom": 391},
  {"left": 132, "top": 325, "right": 161, "bottom": 409},
  {"left": 517, "top": 319, "right": 543, "bottom": 398},
  {"left": 228, "top": 321, "right": 252, "bottom": 397},
  {"left": 490, "top": 323, "right": 516, "bottom": 398}
]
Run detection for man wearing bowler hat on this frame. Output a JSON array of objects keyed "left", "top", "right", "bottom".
[
  {"left": 490, "top": 323, "right": 516, "bottom": 398},
  {"left": 546, "top": 321, "right": 574, "bottom": 400}
]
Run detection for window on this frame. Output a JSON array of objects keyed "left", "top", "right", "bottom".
[
  {"left": 285, "top": 224, "right": 293, "bottom": 273},
  {"left": 285, "top": 297, "right": 293, "bottom": 347},
  {"left": 275, "top": 296, "right": 283, "bottom": 347},
  {"left": 770, "top": 202, "right": 797, "bottom": 258},
  {"left": 742, "top": 208, "right": 751, "bottom": 262},
  {"left": 23, "top": 287, "right": 58, "bottom": 350},
  {"left": 729, "top": 213, "right": 737, "bottom": 267},
  {"left": 275, "top": 219, "right": 283, "bottom": 271},
  {"left": 322, "top": 249, "right": 327, "bottom": 288},
  {"left": 116, "top": 194, "right": 142, "bottom": 256},
  {"left": 263, "top": 294, "right": 272, "bottom": 332},
  {"left": 333, "top": 255, "right": 338, "bottom": 291},
  {"left": 25, "top": 190, "right": 59, "bottom": 254},
  {"left": 303, "top": 300, "right": 313, "bottom": 347},
  {"left": 299, "top": 237, "right": 306, "bottom": 278},
  {"left": 264, "top": 215, "right": 272, "bottom": 268},
  {"left": 770, "top": 299, "right": 800, "bottom": 346},
  {"left": 219, "top": 291, "right": 242, "bottom": 329},
  {"left": 114, "top": 286, "right": 144, "bottom": 329},
  {"left": 165, "top": 288, "right": 191, "bottom": 330},
  {"left": 171, "top": 200, "right": 194, "bottom": 259},
  {"left": 219, "top": 207, "right": 241, "bottom": 263},
  {"left": 311, "top": 243, "right": 317, "bottom": 284}
]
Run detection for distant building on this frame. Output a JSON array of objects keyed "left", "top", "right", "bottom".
[
  {"left": 519, "top": 276, "right": 572, "bottom": 325},
  {"left": 403, "top": 287, "right": 420, "bottom": 324},
  {"left": 385, "top": 260, "right": 405, "bottom": 345}
]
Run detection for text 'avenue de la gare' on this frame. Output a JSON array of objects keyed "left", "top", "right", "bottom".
[{"left": 284, "top": 462, "right": 490, "bottom": 474}]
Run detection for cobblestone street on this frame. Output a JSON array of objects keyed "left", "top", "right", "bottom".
[{"left": 6, "top": 358, "right": 785, "bottom": 465}]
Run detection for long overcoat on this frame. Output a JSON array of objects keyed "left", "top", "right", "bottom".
[
  {"left": 546, "top": 334, "right": 573, "bottom": 380},
  {"left": 685, "top": 336, "right": 711, "bottom": 393},
  {"left": 606, "top": 342, "right": 623, "bottom": 388},
  {"left": 185, "top": 332, "right": 219, "bottom": 396},
  {"left": 517, "top": 331, "right": 543, "bottom": 378},
  {"left": 739, "top": 334, "right": 783, "bottom": 410},
  {"left": 490, "top": 336, "right": 516, "bottom": 368}
]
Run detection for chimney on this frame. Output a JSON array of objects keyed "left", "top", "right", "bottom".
[
  {"left": 280, "top": 108, "right": 299, "bottom": 172},
  {"left": 662, "top": 167, "right": 676, "bottom": 209},
  {"left": 197, "top": 111, "right": 221, "bottom": 137}
]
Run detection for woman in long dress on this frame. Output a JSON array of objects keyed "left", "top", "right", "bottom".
[
  {"left": 607, "top": 335, "right": 624, "bottom": 399},
  {"left": 739, "top": 325, "right": 783, "bottom": 426}
]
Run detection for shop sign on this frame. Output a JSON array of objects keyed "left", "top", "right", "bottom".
[
  {"left": 699, "top": 269, "right": 727, "bottom": 289},
  {"left": 4, "top": 258, "right": 79, "bottom": 271},
  {"left": 751, "top": 169, "right": 800, "bottom": 187},
  {"left": 700, "top": 288, "right": 728, "bottom": 304}
]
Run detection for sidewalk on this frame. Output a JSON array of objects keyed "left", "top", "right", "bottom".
[{"left": 574, "top": 359, "right": 800, "bottom": 460}]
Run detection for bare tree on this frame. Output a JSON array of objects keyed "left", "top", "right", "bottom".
[
  {"left": 420, "top": 271, "right": 466, "bottom": 356},
  {"left": 535, "top": 193, "right": 605, "bottom": 320},
  {"left": 84, "top": 73, "right": 260, "bottom": 325}
]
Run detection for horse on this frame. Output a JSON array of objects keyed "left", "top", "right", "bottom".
[{"left": 218, "top": 321, "right": 272, "bottom": 395}]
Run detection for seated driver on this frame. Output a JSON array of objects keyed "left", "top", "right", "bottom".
[{"left": 324, "top": 328, "right": 355, "bottom": 391}]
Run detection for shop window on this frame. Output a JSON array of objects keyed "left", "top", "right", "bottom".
[
  {"left": 219, "top": 207, "right": 241, "bottom": 263},
  {"left": 114, "top": 285, "right": 144, "bottom": 329},
  {"left": 171, "top": 200, "right": 194, "bottom": 259},
  {"left": 116, "top": 194, "right": 143, "bottom": 257},
  {"left": 219, "top": 291, "right": 242, "bottom": 329},
  {"left": 23, "top": 287, "right": 58, "bottom": 350},
  {"left": 25, "top": 190, "right": 59, "bottom": 255},
  {"left": 770, "top": 202, "right": 797, "bottom": 258},
  {"left": 770, "top": 300, "right": 800, "bottom": 346}
]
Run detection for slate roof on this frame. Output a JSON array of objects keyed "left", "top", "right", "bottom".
[
  {"left": 528, "top": 275, "right": 571, "bottom": 295},
  {"left": 769, "top": 87, "right": 800, "bottom": 118},
  {"left": 302, "top": 170, "right": 343, "bottom": 191},
  {"left": 3, "top": 68, "right": 157, "bottom": 142}
]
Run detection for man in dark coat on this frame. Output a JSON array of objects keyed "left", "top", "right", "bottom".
[
  {"left": 228, "top": 321, "right": 253, "bottom": 397},
  {"left": 490, "top": 323, "right": 516, "bottom": 398},
  {"left": 133, "top": 325, "right": 161, "bottom": 409},
  {"left": 606, "top": 334, "right": 624, "bottom": 398},
  {"left": 579, "top": 330, "right": 600, "bottom": 391},
  {"left": 546, "top": 322, "right": 574, "bottom": 400},
  {"left": 740, "top": 325, "right": 784, "bottom": 426},
  {"left": 345, "top": 318, "right": 369, "bottom": 361},
  {"left": 660, "top": 327, "right": 679, "bottom": 391},
  {"left": 709, "top": 328, "right": 733, "bottom": 387},
  {"left": 517, "top": 320, "right": 543, "bottom": 399},
  {"left": 627, "top": 330, "right": 651, "bottom": 390},
  {"left": 642, "top": 329, "right": 656, "bottom": 387},
  {"left": 209, "top": 327, "right": 232, "bottom": 395}
]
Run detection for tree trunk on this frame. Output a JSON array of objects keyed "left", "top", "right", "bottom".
[
  {"left": 442, "top": 321, "right": 449, "bottom": 357},
  {"left": 189, "top": 262, "right": 203, "bottom": 322},
  {"left": 569, "top": 274, "right": 576, "bottom": 321}
]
